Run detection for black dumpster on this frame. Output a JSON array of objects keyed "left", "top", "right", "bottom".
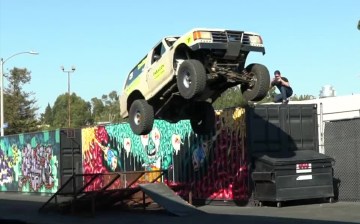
[{"left": 252, "top": 150, "right": 335, "bottom": 207}]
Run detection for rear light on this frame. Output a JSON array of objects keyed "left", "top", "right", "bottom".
[{"left": 193, "top": 31, "right": 212, "bottom": 41}]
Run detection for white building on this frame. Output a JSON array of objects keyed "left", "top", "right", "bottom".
[{"left": 289, "top": 94, "right": 360, "bottom": 153}]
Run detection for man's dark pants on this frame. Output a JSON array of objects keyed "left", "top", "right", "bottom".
[{"left": 274, "top": 86, "right": 293, "bottom": 103}]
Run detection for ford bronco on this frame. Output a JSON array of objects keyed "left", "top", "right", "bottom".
[{"left": 120, "top": 28, "right": 270, "bottom": 135}]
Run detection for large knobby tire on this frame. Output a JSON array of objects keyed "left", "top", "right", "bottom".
[
  {"left": 190, "top": 101, "right": 215, "bottom": 135},
  {"left": 241, "top": 63, "right": 270, "bottom": 102},
  {"left": 129, "top": 99, "right": 154, "bottom": 135},
  {"left": 177, "top": 59, "right": 207, "bottom": 99}
]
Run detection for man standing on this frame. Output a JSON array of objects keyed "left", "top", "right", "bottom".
[{"left": 271, "top": 70, "right": 293, "bottom": 104}]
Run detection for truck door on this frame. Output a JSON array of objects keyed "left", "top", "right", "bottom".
[{"left": 147, "top": 39, "right": 174, "bottom": 98}]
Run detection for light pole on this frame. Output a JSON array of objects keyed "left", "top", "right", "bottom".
[
  {"left": 61, "top": 65, "right": 76, "bottom": 128},
  {"left": 0, "top": 51, "right": 39, "bottom": 137}
]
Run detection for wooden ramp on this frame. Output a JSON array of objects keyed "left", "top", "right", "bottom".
[
  {"left": 39, "top": 171, "right": 166, "bottom": 215},
  {"left": 139, "top": 183, "right": 204, "bottom": 216}
]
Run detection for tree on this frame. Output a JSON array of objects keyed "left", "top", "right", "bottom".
[
  {"left": 51, "top": 93, "right": 93, "bottom": 128},
  {"left": 91, "top": 90, "right": 123, "bottom": 124},
  {"left": 258, "top": 87, "right": 277, "bottom": 103},
  {"left": 91, "top": 97, "right": 104, "bottom": 122},
  {"left": 39, "top": 103, "right": 53, "bottom": 127},
  {"left": 4, "top": 67, "right": 39, "bottom": 135},
  {"left": 106, "top": 90, "right": 122, "bottom": 123},
  {"left": 212, "top": 84, "right": 280, "bottom": 110},
  {"left": 212, "top": 86, "right": 248, "bottom": 110}
]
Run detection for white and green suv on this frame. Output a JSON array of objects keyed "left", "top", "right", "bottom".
[{"left": 120, "top": 28, "right": 270, "bottom": 135}]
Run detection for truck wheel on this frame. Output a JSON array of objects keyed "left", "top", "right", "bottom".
[
  {"left": 177, "top": 59, "right": 206, "bottom": 99},
  {"left": 241, "top": 63, "right": 270, "bottom": 102},
  {"left": 190, "top": 101, "right": 215, "bottom": 135},
  {"left": 129, "top": 99, "right": 154, "bottom": 135}
]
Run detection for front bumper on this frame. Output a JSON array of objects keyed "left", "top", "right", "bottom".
[{"left": 189, "top": 42, "right": 265, "bottom": 60}]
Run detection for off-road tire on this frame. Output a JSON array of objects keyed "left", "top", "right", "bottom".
[
  {"left": 129, "top": 99, "right": 154, "bottom": 135},
  {"left": 190, "top": 101, "right": 215, "bottom": 135},
  {"left": 241, "top": 63, "right": 270, "bottom": 102},
  {"left": 177, "top": 59, "right": 207, "bottom": 99}
]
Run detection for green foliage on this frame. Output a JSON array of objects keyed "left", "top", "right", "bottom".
[
  {"left": 257, "top": 87, "right": 277, "bottom": 103},
  {"left": 91, "top": 97, "right": 104, "bottom": 121},
  {"left": 4, "top": 67, "right": 39, "bottom": 135},
  {"left": 39, "top": 90, "right": 124, "bottom": 131},
  {"left": 91, "top": 90, "right": 123, "bottom": 124},
  {"left": 51, "top": 93, "right": 93, "bottom": 128},
  {"left": 39, "top": 103, "right": 53, "bottom": 128},
  {"left": 212, "top": 85, "right": 277, "bottom": 110},
  {"left": 212, "top": 86, "right": 248, "bottom": 110},
  {"left": 38, "top": 90, "right": 124, "bottom": 131},
  {"left": 50, "top": 94, "right": 67, "bottom": 128}
]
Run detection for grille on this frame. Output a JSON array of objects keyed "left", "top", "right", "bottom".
[
  {"left": 227, "top": 31, "right": 243, "bottom": 42},
  {"left": 241, "top": 33, "right": 251, "bottom": 44},
  {"left": 211, "top": 31, "right": 227, "bottom": 42},
  {"left": 210, "top": 31, "right": 249, "bottom": 44}
]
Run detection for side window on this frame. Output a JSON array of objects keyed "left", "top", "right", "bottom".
[
  {"left": 152, "top": 42, "right": 166, "bottom": 64},
  {"left": 161, "top": 44, "right": 166, "bottom": 55},
  {"left": 125, "top": 56, "right": 147, "bottom": 88}
]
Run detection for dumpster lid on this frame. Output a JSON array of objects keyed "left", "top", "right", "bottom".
[{"left": 252, "top": 150, "right": 334, "bottom": 166}]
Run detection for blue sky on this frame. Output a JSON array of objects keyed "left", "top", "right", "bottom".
[{"left": 1, "top": 0, "right": 359, "bottom": 115}]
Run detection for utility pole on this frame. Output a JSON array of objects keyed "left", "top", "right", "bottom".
[{"left": 61, "top": 65, "right": 76, "bottom": 128}]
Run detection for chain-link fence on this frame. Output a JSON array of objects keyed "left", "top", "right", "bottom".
[{"left": 324, "top": 118, "right": 360, "bottom": 202}]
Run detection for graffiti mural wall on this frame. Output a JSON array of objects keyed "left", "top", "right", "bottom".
[
  {"left": 81, "top": 107, "right": 249, "bottom": 201},
  {"left": 81, "top": 120, "right": 192, "bottom": 190},
  {"left": 174, "top": 108, "right": 249, "bottom": 202},
  {"left": 0, "top": 130, "right": 60, "bottom": 193}
]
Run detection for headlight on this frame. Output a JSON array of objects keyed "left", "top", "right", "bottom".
[
  {"left": 249, "top": 35, "right": 263, "bottom": 45},
  {"left": 193, "top": 31, "right": 212, "bottom": 41}
]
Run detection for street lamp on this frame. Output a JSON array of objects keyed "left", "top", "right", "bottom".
[
  {"left": 0, "top": 51, "right": 39, "bottom": 137},
  {"left": 61, "top": 65, "right": 76, "bottom": 128}
]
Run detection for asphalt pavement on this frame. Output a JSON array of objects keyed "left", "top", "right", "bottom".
[{"left": 0, "top": 192, "right": 360, "bottom": 224}]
